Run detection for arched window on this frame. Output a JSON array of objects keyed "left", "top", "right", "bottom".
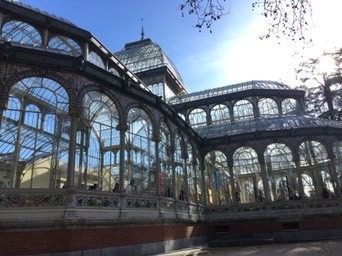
[
  {"left": 233, "top": 146, "right": 261, "bottom": 203},
  {"left": 259, "top": 98, "right": 279, "bottom": 117},
  {"left": 211, "top": 104, "right": 230, "bottom": 124},
  {"left": 126, "top": 107, "right": 154, "bottom": 195},
  {"left": 24, "top": 104, "right": 41, "bottom": 128},
  {"left": 282, "top": 98, "right": 298, "bottom": 115},
  {"left": 174, "top": 132, "right": 185, "bottom": 200},
  {"left": 0, "top": 77, "right": 69, "bottom": 188},
  {"left": 88, "top": 51, "right": 105, "bottom": 69},
  {"left": 78, "top": 92, "right": 120, "bottom": 191},
  {"left": 108, "top": 67, "right": 120, "bottom": 77},
  {"left": 233, "top": 100, "right": 254, "bottom": 121},
  {"left": 299, "top": 140, "right": 333, "bottom": 199},
  {"left": 159, "top": 121, "right": 172, "bottom": 197},
  {"left": 2, "top": 20, "right": 41, "bottom": 46},
  {"left": 204, "top": 151, "right": 230, "bottom": 205},
  {"left": 48, "top": 35, "right": 82, "bottom": 56},
  {"left": 333, "top": 141, "right": 342, "bottom": 187},
  {"left": 189, "top": 108, "right": 206, "bottom": 127},
  {"left": 186, "top": 143, "right": 196, "bottom": 203},
  {"left": 264, "top": 143, "right": 297, "bottom": 201}
]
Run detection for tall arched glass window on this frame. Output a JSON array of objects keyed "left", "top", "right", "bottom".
[
  {"left": 126, "top": 107, "right": 155, "bottom": 195},
  {"left": 186, "top": 143, "right": 196, "bottom": 203},
  {"left": 48, "top": 35, "right": 82, "bottom": 56},
  {"left": 259, "top": 98, "right": 279, "bottom": 117},
  {"left": 299, "top": 140, "right": 333, "bottom": 199},
  {"left": 78, "top": 92, "right": 120, "bottom": 191},
  {"left": 264, "top": 143, "right": 297, "bottom": 201},
  {"left": 211, "top": 104, "right": 230, "bottom": 124},
  {"left": 189, "top": 108, "right": 207, "bottom": 127},
  {"left": 233, "top": 100, "right": 254, "bottom": 121},
  {"left": 233, "top": 146, "right": 261, "bottom": 203},
  {"left": 333, "top": 141, "right": 342, "bottom": 188},
  {"left": 174, "top": 132, "right": 185, "bottom": 200},
  {"left": 2, "top": 20, "right": 41, "bottom": 46},
  {"left": 159, "top": 121, "right": 172, "bottom": 197},
  {"left": 0, "top": 77, "right": 69, "bottom": 189},
  {"left": 195, "top": 157, "right": 203, "bottom": 204},
  {"left": 204, "top": 150, "right": 230, "bottom": 205}
]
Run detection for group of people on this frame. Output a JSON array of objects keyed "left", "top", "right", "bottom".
[{"left": 112, "top": 180, "right": 137, "bottom": 193}]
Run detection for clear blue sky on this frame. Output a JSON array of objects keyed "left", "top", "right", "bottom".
[{"left": 18, "top": 0, "right": 342, "bottom": 92}]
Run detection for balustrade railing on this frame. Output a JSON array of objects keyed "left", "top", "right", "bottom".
[{"left": 1, "top": 189, "right": 340, "bottom": 223}]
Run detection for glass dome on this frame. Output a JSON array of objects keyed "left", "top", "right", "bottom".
[{"left": 115, "top": 39, "right": 185, "bottom": 87}]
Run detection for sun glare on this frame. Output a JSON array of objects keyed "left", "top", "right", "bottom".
[{"left": 319, "top": 54, "right": 336, "bottom": 75}]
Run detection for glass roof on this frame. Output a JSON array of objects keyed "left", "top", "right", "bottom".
[
  {"left": 114, "top": 39, "right": 185, "bottom": 86},
  {"left": 168, "top": 80, "right": 292, "bottom": 104},
  {"left": 7, "top": 0, "right": 75, "bottom": 26},
  {"left": 195, "top": 115, "right": 342, "bottom": 139}
]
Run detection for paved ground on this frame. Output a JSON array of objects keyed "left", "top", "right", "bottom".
[{"left": 156, "top": 239, "right": 342, "bottom": 256}]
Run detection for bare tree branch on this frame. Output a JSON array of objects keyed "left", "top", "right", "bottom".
[
  {"left": 179, "top": 0, "right": 228, "bottom": 33},
  {"left": 180, "top": 0, "right": 312, "bottom": 41}
]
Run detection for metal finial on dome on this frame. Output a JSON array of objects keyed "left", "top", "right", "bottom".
[{"left": 141, "top": 18, "right": 145, "bottom": 40}]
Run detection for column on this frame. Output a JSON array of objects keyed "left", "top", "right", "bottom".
[
  {"left": 228, "top": 164, "right": 236, "bottom": 203},
  {"left": 329, "top": 157, "right": 341, "bottom": 198},
  {"left": 116, "top": 123, "right": 128, "bottom": 193},
  {"left": 66, "top": 109, "right": 79, "bottom": 189},
  {"left": 200, "top": 163, "right": 207, "bottom": 205},
  {"left": 294, "top": 160, "right": 305, "bottom": 199},
  {"left": 153, "top": 135, "right": 161, "bottom": 195},
  {"left": 259, "top": 156, "right": 271, "bottom": 202}
]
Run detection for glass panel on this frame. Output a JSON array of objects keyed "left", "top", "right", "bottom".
[
  {"left": 48, "top": 35, "right": 82, "bottom": 56},
  {"left": 159, "top": 121, "right": 172, "bottom": 197},
  {"left": 211, "top": 104, "right": 230, "bottom": 124},
  {"left": 233, "top": 100, "right": 254, "bottom": 121},
  {"left": 77, "top": 91, "right": 120, "bottom": 191},
  {"left": 2, "top": 20, "right": 41, "bottom": 46},
  {"left": 0, "top": 77, "right": 69, "bottom": 188},
  {"left": 204, "top": 150, "right": 231, "bottom": 205},
  {"left": 259, "top": 98, "right": 279, "bottom": 117},
  {"left": 88, "top": 51, "right": 105, "bottom": 69},
  {"left": 233, "top": 146, "right": 261, "bottom": 203},
  {"left": 299, "top": 140, "right": 333, "bottom": 199},
  {"left": 189, "top": 108, "right": 207, "bottom": 127},
  {"left": 174, "top": 132, "right": 185, "bottom": 200},
  {"left": 125, "top": 107, "right": 155, "bottom": 195},
  {"left": 282, "top": 98, "right": 298, "bottom": 115},
  {"left": 265, "top": 143, "right": 298, "bottom": 201}
]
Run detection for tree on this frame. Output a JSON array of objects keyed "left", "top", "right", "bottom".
[
  {"left": 296, "top": 50, "right": 342, "bottom": 120},
  {"left": 180, "top": 0, "right": 312, "bottom": 41}
]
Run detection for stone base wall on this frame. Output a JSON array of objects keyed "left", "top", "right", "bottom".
[
  {"left": 210, "top": 217, "right": 342, "bottom": 242},
  {"left": 0, "top": 223, "right": 208, "bottom": 256}
]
